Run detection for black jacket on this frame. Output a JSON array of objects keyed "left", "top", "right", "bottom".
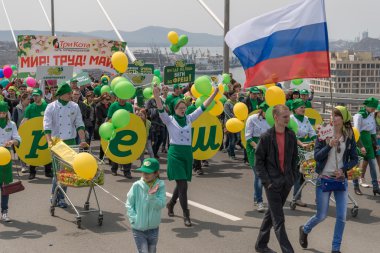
[{"left": 255, "top": 127, "right": 298, "bottom": 190}]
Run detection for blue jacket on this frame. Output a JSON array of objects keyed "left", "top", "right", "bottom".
[
  {"left": 126, "top": 178, "right": 166, "bottom": 231},
  {"left": 314, "top": 135, "right": 358, "bottom": 175}
]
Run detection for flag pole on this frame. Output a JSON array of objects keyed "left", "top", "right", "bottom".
[{"left": 1, "top": 0, "right": 17, "bottom": 47}]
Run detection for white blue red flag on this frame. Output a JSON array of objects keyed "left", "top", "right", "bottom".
[{"left": 225, "top": 0, "right": 330, "bottom": 87}]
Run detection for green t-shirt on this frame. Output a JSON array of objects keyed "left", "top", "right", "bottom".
[
  {"left": 305, "top": 100, "right": 312, "bottom": 108},
  {"left": 107, "top": 101, "right": 133, "bottom": 118},
  {"left": 24, "top": 101, "right": 48, "bottom": 119}
]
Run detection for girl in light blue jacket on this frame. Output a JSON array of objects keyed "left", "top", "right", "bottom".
[{"left": 126, "top": 158, "right": 166, "bottom": 253}]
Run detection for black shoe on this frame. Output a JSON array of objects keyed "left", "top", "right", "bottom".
[
  {"left": 183, "top": 209, "right": 192, "bottom": 227},
  {"left": 196, "top": 169, "right": 204, "bottom": 175},
  {"left": 124, "top": 172, "right": 132, "bottom": 179},
  {"left": 332, "top": 251, "right": 341, "bottom": 253},
  {"left": 28, "top": 173, "right": 36, "bottom": 180},
  {"left": 202, "top": 161, "right": 209, "bottom": 167},
  {"left": 111, "top": 170, "right": 117, "bottom": 176},
  {"left": 299, "top": 225, "right": 308, "bottom": 248},
  {"left": 354, "top": 187, "right": 363, "bottom": 195},
  {"left": 45, "top": 171, "right": 53, "bottom": 178},
  {"left": 166, "top": 201, "right": 175, "bottom": 217},
  {"left": 373, "top": 188, "right": 380, "bottom": 196},
  {"left": 255, "top": 247, "right": 277, "bottom": 253}
]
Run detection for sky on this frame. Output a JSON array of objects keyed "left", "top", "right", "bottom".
[{"left": 0, "top": 0, "right": 378, "bottom": 41}]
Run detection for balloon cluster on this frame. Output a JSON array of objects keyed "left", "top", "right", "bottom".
[
  {"left": 142, "top": 69, "right": 162, "bottom": 99},
  {"left": 0, "top": 65, "right": 17, "bottom": 88},
  {"left": 99, "top": 109, "right": 131, "bottom": 141},
  {"left": 226, "top": 103, "right": 248, "bottom": 133},
  {"left": 167, "top": 31, "right": 188, "bottom": 53},
  {"left": 191, "top": 76, "right": 225, "bottom": 116}
]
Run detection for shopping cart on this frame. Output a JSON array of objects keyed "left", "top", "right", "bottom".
[
  {"left": 290, "top": 146, "right": 359, "bottom": 218},
  {"left": 50, "top": 144, "right": 105, "bottom": 228}
]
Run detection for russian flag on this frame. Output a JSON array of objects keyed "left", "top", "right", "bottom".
[{"left": 225, "top": 0, "right": 330, "bottom": 87}]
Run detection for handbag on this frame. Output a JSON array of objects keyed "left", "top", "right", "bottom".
[
  {"left": 1, "top": 157, "right": 25, "bottom": 195},
  {"left": 320, "top": 177, "right": 346, "bottom": 192}
]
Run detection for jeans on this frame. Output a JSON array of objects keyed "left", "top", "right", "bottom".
[
  {"left": 51, "top": 176, "right": 67, "bottom": 201},
  {"left": 161, "top": 126, "right": 168, "bottom": 150},
  {"left": 227, "top": 133, "right": 237, "bottom": 157},
  {"left": 1, "top": 189, "right": 9, "bottom": 213},
  {"left": 353, "top": 158, "right": 379, "bottom": 189},
  {"left": 251, "top": 165, "right": 263, "bottom": 203},
  {"left": 152, "top": 127, "right": 164, "bottom": 156},
  {"left": 111, "top": 162, "right": 131, "bottom": 173},
  {"left": 139, "top": 140, "right": 154, "bottom": 164},
  {"left": 86, "top": 126, "right": 94, "bottom": 145},
  {"left": 132, "top": 228, "right": 159, "bottom": 253},
  {"left": 303, "top": 179, "right": 348, "bottom": 252}
]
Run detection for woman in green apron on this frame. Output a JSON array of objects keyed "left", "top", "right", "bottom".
[
  {"left": 153, "top": 85, "right": 219, "bottom": 227},
  {"left": 0, "top": 101, "right": 21, "bottom": 222},
  {"left": 353, "top": 97, "right": 380, "bottom": 195}
]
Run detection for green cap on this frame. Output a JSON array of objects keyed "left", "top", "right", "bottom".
[
  {"left": 259, "top": 101, "right": 269, "bottom": 112},
  {"left": 32, "top": 88, "right": 42, "bottom": 96},
  {"left": 363, "top": 97, "right": 379, "bottom": 108},
  {"left": 0, "top": 101, "right": 9, "bottom": 112},
  {"left": 300, "top": 89, "right": 309, "bottom": 95},
  {"left": 56, "top": 82, "right": 72, "bottom": 97},
  {"left": 335, "top": 106, "right": 352, "bottom": 123},
  {"left": 292, "top": 98, "right": 305, "bottom": 110},
  {"left": 173, "top": 83, "right": 182, "bottom": 90},
  {"left": 249, "top": 87, "right": 260, "bottom": 94},
  {"left": 136, "top": 158, "right": 160, "bottom": 173}
]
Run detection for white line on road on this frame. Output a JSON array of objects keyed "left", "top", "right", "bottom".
[{"left": 166, "top": 192, "right": 242, "bottom": 221}]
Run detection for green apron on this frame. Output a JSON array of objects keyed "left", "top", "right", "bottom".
[
  {"left": 246, "top": 137, "right": 260, "bottom": 167},
  {"left": 167, "top": 144, "right": 193, "bottom": 181},
  {"left": 360, "top": 131, "right": 375, "bottom": 160},
  {"left": 0, "top": 161, "right": 13, "bottom": 185}
]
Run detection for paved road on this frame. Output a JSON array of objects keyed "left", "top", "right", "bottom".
[{"left": 1, "top": 143, "right": 380, "bottom": 253}]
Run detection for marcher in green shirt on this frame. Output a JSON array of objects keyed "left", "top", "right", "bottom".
[{"left": 300, "top": 89, "right": 313, "bottom": 108}]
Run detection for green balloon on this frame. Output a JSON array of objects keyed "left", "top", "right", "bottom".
[
  {"left": 177, "top": 35, "right": 188, "bottom": 47},
  {"left": 222, "top": 73, "right": 231, "bottom": 84},
  {"left": 205, "top": 100, "right": 215, "bottom": 112},
  {"left": 288, "top": 118, "right": 299, "bottom": 134},
  {"left": 154, "top": 69, "right": 161, "bottom": 77},
  {"left": 99, "top": 122, "right": 115, "bottom": 141},
  {"left": 194, "top": 76, "right": 212, "bottom": 96},
  {"left": 170, "top": 44, "right": 180, "bottom": 53},
  {"left": 219, "top": 95, "right": 227, "bottom": 104},
  {"left": 0, "top": 78, "right": 10, "bottom": 88},
  {"left": 111, "top": 76, "right": 126, "bottom": 91},
  {"left": 292, "top": 79, "right": 303, "bottom": 85},
  {"left": 11, "top": 65, "right": 17, "bottom": 71},
  {"left": 195, "top": 96, "right": 208, "bottom": 108},
  {"left": 114, "top": 80, "right": 136, "bottom": 99},
  {"left": 152, "top": 76, "right": 161, "bottom": 85},
  {"left": 223, "top": 84, "right": 229, "bottom": 93},
  {"left": 101, "top": 85, "right": 111, "bottom": 95},
  {"left": 265, "top": 106, "right": 275, "bottom": 127},
  {"left": 112, "top": 109, "right": 131, "bottom": 129},
  {"left": 143, "top": 87, "right": 153, "bottom": 99}
]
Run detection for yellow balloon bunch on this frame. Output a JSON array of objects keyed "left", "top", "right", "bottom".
[
  {"left": 225, "top": 102, "right": 249, "bottom": 133},
  {"left": 168, "top": 31, "right": 188, "bottom": 53}
]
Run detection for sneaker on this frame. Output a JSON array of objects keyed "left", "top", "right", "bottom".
[
  {"left": 257, "top": 202, "right": 265, "bottom": 213},
  {"left": 229, "top": 156, "right": 236, "bottom": 160},
  {"left": 202, "top": 160, "right": 209, "bottom": 167},
  {"left": 124, "top": 172, "right": 133, "bottom": 179},
  {"left": 111, "top": 170, "right": 117, "bottom": 176},
  {"left": 222, "top": 149, "right": 227, "bottom": 153},
  {"left": 1, "top": 212, "right": 11, "bottom": 222},
  {"left": 45, "top": 171, "right": 53, "bottom": 178},
  {"left": 57, "top": 199, "right": 68, "bottom": 208},
  {"left": 21, "top": 167, "right": 29, "bottom": 173},
  {"left": 196, "top": 169, "right": 204, "bottom": 175},
  {"left": 28, "top": 173, "right": 36, "bottom": 180},
  {"left": 359, "top": 178, "right": 370, "bottom": 188},
  {"left": 299, "top": 225, "right": 308, "bottom": 248},
  {"left": 253, "top": 201, "right": 258, "bottom": 206},
  {"left": 295, "top": 200, "right": 307, "bottom": 207}
]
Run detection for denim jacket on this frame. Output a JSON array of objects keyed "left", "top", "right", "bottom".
[{"left": 314, "top": 135, "right": 358, "bottom": 175}]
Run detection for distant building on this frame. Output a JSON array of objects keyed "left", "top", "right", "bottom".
[{"left": 310, "top": 50, "right": 380, "bottom": 111}]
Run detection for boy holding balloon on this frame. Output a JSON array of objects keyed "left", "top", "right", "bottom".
[{"left": 0, "top": 101, "right": 21, "bottom": 222}]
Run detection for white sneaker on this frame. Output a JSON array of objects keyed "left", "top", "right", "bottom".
[
  {"left": 359, "top": 178, "right": 370, "bottom": 188},
  {"left": 257, "top": 202, "right": 265, "bottom": 213},
  {"left": 21, "top": 167, "right": 29, "bottom": 173},
  {"left": 1, "top": 212, "right": 11, "bottom": 222}
]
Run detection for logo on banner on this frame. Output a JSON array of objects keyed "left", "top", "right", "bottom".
[
  {"left": 101, "top": 114, "right": 147, "bottom": 164},
  {"left": 191, "top": 113, "right": 223, "bottom": 160},
  {"left": 15, "top": 117, "right": 52, "bottom": 166}
]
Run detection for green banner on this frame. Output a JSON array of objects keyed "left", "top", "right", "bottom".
[
  {"left": 72, "top": 72, "right": 91, "bottom": 86},
  {"left": 164, "top": 61, "right": 195, "bottom": 85}
]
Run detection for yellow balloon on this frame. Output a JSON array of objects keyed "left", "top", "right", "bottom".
[
  {"left": 218, "top": 83, "right": 225, "bottom": 94},
  {"left": 208, "top": 100, "right": 224, "bottom": 116},
  {"left": 191, "top": 85, "right": 202, "bottom": 98},
  {"left": 168, "top": 31, "right": 179, "bottom": 44},
  {"left": 226, "top": 118, "right": 244, "bottom": 133},
  {"left": 265, "top": 86, "right": 285, "bottom": 106},
  {"left": 0, "top": 147, "right": 11, "bottom": 166},
  {"left": 73, "top": 152, "right": 98, "bottom": 180},
  {"left": 111, "top": 51, "right": 128, "bottom": 73},
  {"left": 215, "top": 92, "right": 222, "bottom": 100},
  {"left": 233, "top": 102, "right": 249, "bottom": 121},
  {"left": 353, "top": 127, "right": 360, "bottom": 142},
  {"left": 264, "top": 83, "right": 275, "bottom": 88}
]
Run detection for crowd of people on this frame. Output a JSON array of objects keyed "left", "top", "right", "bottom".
[{"left": 0, "top": 73, "right": 380, "bottom": 253}]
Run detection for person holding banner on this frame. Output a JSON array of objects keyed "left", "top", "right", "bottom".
[
  {"left": 153, "top": 85, "right": 219, "bottom": 227},
  {"left": 21, "top": 88, "right": 53, "bottom": 179},
  {"left": 245, "top": 102, "right": 270, "bottom": 213},
  {"left": 0, "top": 101, "right": 21, "bottom": 222},
  {"left": 353, "top": 97, "right": 380, "bottom": 194},
  {"left": 290, "top": 99, "right": 316, "bottom": 207},
  {"left": 43, "top": 82, "right": 87, "bottom": 208}
]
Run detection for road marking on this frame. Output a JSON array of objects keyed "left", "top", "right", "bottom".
[{"left": 166, "top": 192, "right": 242, "bottom": 221}]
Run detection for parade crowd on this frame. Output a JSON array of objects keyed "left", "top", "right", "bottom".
[{"left": 0, "top": 73, "right": 380, "bottom": 253}]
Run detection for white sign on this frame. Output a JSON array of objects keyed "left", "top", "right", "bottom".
[
  {"left": 36, "top": 66, "right": 74, "bottom": 81},
  {"left": 316, "top": 123, "right": 334, "bottom": 141}
]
